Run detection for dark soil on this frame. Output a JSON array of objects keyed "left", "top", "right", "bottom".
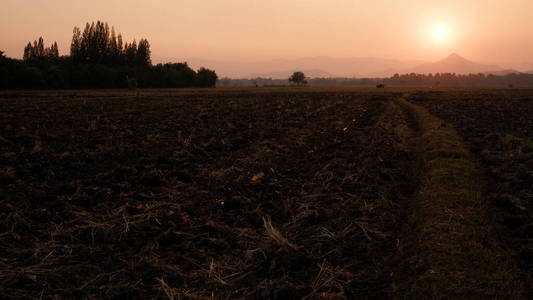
[
  {"left": 0, "top": 89, "right": 414, "bottom": 299},
  {"left": 410, "top": 89, "right": 533, "bottom": 139}
]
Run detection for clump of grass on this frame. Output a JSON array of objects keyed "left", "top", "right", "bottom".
[
  {"left": 262, "top": 217, "right": 300, "bottom": 251},
  {"left": 32, "top": 138, "right": 43, "bottom": 153},
  {"left": 395, "top": 97, "right": 523, "bottom": 299}
]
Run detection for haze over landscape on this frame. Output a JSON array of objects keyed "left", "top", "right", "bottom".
[
  {"left": 5, "top": 1, "right": 533, "bottom": 299},
  {"left": 2, "top": 0, "right": 533, "bottom": 78}
]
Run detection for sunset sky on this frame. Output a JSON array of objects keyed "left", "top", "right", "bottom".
[{"left": 2, "top": 0, "right": 533, "bottom": 70}]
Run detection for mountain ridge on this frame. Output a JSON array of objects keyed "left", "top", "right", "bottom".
[
  {"left": 402, "top": 53, "right": 512, "bottom": 75},
  {"left": 163, "top": 56, "right": 425, "bottom": 78},
  {"left": 155, "top": 53, "right": 518, "bottom": 78}
]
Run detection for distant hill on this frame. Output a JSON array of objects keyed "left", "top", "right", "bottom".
[
  {"left": 408, "top": 53, "right": 511, "bottom": 75},
  {"left": 155, "top": 53, "right": 520, "bottom": 78},
  {"left": 174, "top": 56, "right": 425, "bottom": 78}
]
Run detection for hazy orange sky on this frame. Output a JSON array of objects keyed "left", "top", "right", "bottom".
[{"left": 2, "top": 0, "right": 533, "bottom": 70}]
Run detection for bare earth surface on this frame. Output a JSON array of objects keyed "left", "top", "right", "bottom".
[
  {"left": 1, "top": 87, "right": 532, "bottom": 299},
  {"left": 0, "top": 89, "right": 415, "bottom": 299}
]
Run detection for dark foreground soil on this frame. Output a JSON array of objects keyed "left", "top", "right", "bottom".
[
  {"left": 411, "top": 89, "right": 533, "bottom": 297},
  {"left": 0, "top": 89, "right": 415, "bottom": 299}
]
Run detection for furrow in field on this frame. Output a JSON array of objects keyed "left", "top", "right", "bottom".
[
  {"left": 410, "top": 90, "right": 533, "bottom": 297},
  {"left": 395, "top": 97, "right": 523, "bottom": 299}
]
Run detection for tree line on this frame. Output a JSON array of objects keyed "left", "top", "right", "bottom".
[
  {"left": 218, "top": 72, "right": 533, "bottom": 87},
  {"left": 69, "top": 21, "right": 151, "bottom": 67},
  {"left": 0, "top": 21, "right": 217, "bottom": 90},
  {"left": 23, "top": 37, "right": 59, "bottom": 61}
]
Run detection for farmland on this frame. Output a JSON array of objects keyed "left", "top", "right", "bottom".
[
  {"left": 1, "top": 87, "right": 532, "bottom": 299},
  {"left": 411, "top": 89, "right": 533, "bottom": 297}
]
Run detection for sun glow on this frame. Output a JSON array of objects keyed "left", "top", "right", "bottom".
[{"left": 432, "top": 26, "right": 448, "bottom": 41}]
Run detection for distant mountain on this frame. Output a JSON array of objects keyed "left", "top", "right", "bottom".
[
  {"left": 177, "top": 56, "right": 425, "bottom": 78},
  {"left": 408, "top": 53, "right": 510, "bottom": 75},
  {"left": 249, "top": 69, "right": 332, "bottom": 79},
  {"left": 155, "top": 53, "right": 519, "bottom": 78}
]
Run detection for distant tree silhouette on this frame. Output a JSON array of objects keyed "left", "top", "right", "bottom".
[
  {"left": 107, "top": 27, "right": 121, "bottom": 65},
  {"left": 219, "top": 72, "right": 533, "bottom": 88},
  {"left": 48, "top": 42, "right": 59, "bottom": 58},
  {"left": 0, "top": 50, "right": 8, "bottom": 88},
  {"left": 289, "top": 71, "right": 307, "bottom": 85},
  {"left": 70, "top": 21, "right": 150, "bottom": 67},
  {"left": 36, "top": 37, "right": 45, "bottom": 57},
  {"left": 117, "top": 34, "right": 124, "bottom": 60},
  {"left": 23, "top": 43, "right": 32, "bottom": 61},
  {"left": 0, "top": 21, "right": 219, "bottom": 90},
  {"left": 136, "top": 39, "right": 151, "bottom": 66},
  {"left": 23, "top": 37, "right": 59, "bottom": 61},
  {"left": 0, "top": 50, "right": 6, "bottom": 68},
  {"left": 124, "top": 40, "right": 137, "bottom": 66},
  {"left": 71, "top": 27, "right": 82, "bottom": 61},
  {"left": 195, "top": 67, "right": 218, "bottom": 87}
]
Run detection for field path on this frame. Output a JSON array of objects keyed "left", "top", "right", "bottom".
[{"left": 394, "top": 96, "right": 523, "bottom": 299}]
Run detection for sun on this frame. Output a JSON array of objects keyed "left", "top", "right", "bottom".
[{"left": 432, "top": 26, "right": 448, "bottom": 41}]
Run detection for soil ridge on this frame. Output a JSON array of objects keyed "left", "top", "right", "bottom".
[{"left": 393, "top": 96, "right": 523, "bottom": 299}]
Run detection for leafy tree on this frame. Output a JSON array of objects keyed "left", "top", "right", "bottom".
[
  {"left": 69, "top": 21, "right": 151, "bottom": 67},
  {"left": 48, "top": 42, "right": 59, "bottom": 58},
  {"left": 3, "top": 21, "right": 222, "bottom": 89},
  {"left": 36, "top": 37, "right": 45, "bottom": 57},
  {"left": 107, "top": 27, "right": 120, "bottom": 65},
  {"left": 136, "top": 39, "right": 151, "bottom": 66},
  {"left": 195, "top": 67, "right": 218, "bottom": 87},
  {"left": 23, "top": 43, "right": 32, "bottom": 61},
  {"left": 71, "top": 27, "right": 82, "bottom": 60},
  {"left": 44, "top": 65, "right": 65, "bottom": 88},
  {"left": 23, "top": 37, "right": 59, "bottom": 61},
  {"left": 125, "top": 40, "right": 137, "bottom": 66},
  {"left": 117, "top": 34, "right": 124, "bottom": 56},
  {"left": 18, "top": 66, "right": 46, "bottom": 88},
  {"left": 289, "top": 71, "right": 307, "bottom": 85},
  {"left": 0, "top": 50, "right": 7, "bottom": 88},
  {"left": 79, "top": 23, "right": 91, "bottom": 62},
  {"left": 161, "top": 63, "right": 196, "bottom": 87}
]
